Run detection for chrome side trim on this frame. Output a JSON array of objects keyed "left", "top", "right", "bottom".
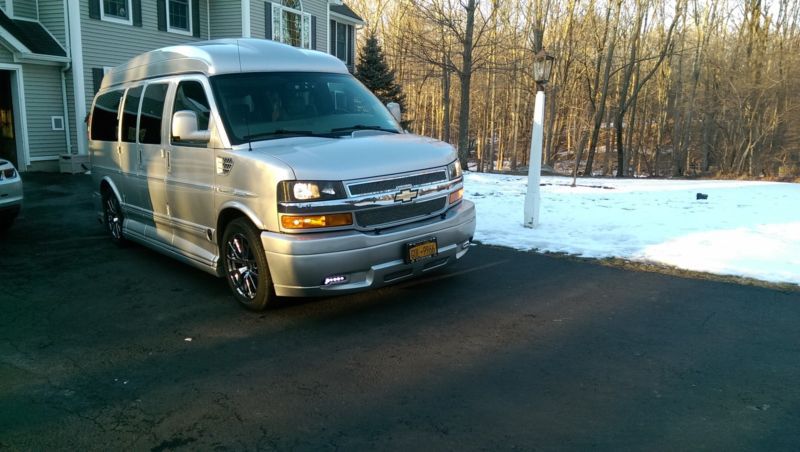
[{"left": 216, "top": 186, "right": 258, "bottom": 198}]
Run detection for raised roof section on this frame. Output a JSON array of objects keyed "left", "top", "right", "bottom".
[{"left": 100, "top": 39, "right": 348, "bottom": 90}]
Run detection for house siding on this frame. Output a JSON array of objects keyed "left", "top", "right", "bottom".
[
  {"left": 209, "top": 1, "right": 241, "bottom": 39},
  {"left": 304, "top": 0, "right": 327, "bottom": 52},
  {"left": 79, "top": 0, "right": 209, "bottom": 112},
  {"left": 11, "top": 0, "right": 36, "bottom": 19},
  {"left": 38, "top": 0, "right": 67, "bottom": 46},
  {"left": 22, "top": 64, "right": 66, "bottom": 160},
  {"left": 0, "top": 43, "right": 12, "bottom": 63}
]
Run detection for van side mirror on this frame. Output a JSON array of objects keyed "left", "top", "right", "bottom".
[
  {"left": 386, "top": 102, "right": 402, "bottom": 123},
  {"left": 172, "top": 110, "right": 210, "bottom": 142}
]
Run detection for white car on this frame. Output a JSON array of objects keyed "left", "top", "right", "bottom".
[{"left": 0, "top": 159, "right": 22, "bottom": 230}]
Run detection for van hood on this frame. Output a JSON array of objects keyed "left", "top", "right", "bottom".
[{"left": 249, "top": 133, "right": 457, "bottom": 181}]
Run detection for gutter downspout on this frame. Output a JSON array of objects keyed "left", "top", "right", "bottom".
[
  {"left": 66, "top": 0, "right": 87, "bottom": 155},
  {"left": 60, "top": 0, "right": 72, "bottom": 155},
  {"left": 206, "top": 0, "right": 210, "bottom": 38},
  {"left": 60, "top": 65, "right": 72, "bottom": 155}
]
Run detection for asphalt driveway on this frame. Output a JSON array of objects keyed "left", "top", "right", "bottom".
[{"left": 1, "top": 173, "right": 799, "bottom": 451}]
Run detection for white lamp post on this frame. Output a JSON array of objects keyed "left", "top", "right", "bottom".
[{"left": 524, "top": 49, "right": 555, "bottom": 228}]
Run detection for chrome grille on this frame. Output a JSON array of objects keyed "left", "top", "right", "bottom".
[
  {"left": 356, "top": 197, "right": 447, "bottom": 228},
  {"left": 348, "top": 170, "right": 447, "bottom": 196}
]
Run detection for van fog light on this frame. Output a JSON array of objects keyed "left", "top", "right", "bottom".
[{"left": 323, "top": 275, "right": 349, "bottom": 286}]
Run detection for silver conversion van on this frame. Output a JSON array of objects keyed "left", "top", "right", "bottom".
[{"left": 90, "top": 39, "right": 475, "bottom": 310}]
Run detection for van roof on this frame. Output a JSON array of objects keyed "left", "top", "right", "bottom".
[{"left": 99, "top": 38, "right": 349, "bottom": 91}]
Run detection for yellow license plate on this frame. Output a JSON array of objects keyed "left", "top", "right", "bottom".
[{"left": 406, "top": 238, "right": 438, "bottom": 263}]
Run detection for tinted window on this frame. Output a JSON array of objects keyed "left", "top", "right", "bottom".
[
  {"left": 140, "top": 84, "right": 168, "bottom": 144},
  {"left": 90, "top": 90, "right": 123, "bottom": 141},
  {"left": 121, "top": 86, "right": 143, "bottom": 143},
  {"left": 210, "top": 72, "right": 400, "bottom": 145},
  {"left": 172, "top": 80, "right": 211, "bottom": 145}
]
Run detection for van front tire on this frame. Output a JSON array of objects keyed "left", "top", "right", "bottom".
[{"left": 222, "top": 218, "right": 277, "bottom": 311}]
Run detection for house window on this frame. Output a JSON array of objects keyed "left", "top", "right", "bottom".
[
  {"left": 271, "top": 1, "right": 312, "bottom": 49},
  {"left": 167, "top": 0, "right": 192, "bottom": 35},
  {"left": 101, "top": 0, "right": 132, "bottom": 25},
  {"left": 330, "top": 20, "right": 352, "bottom": 65}
]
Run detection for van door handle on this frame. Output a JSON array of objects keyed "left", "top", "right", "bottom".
[
  {"left": 165, "top": 150, "right": 171, "bottom": 172},
  {"left": 138, "top": 147, "right": 142, "bottom": 168}
]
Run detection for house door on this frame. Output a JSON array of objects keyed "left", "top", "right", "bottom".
[{"left": 0, "top": 70, "right": 16, "bottom": 166}]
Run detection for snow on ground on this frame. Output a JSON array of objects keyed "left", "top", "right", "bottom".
[{"left": 465, "top": 172, "right": 800, "bottom": 286}]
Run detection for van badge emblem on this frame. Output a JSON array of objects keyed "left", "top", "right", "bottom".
[{"left": 395, "top": 188, "right": 418, "bottom": 203}]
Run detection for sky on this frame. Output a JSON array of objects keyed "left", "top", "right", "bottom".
[{"left": 464, "top": 172, "right": 800, "bottom": 286}]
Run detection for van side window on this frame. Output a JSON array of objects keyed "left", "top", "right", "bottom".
[
  {"left": 140, "top": 84, "right": 168, "bottom": 144},
  {"left": 90, "top": 90, "right": 124, "bottom": 141},
  {"left": 121, "top": 86, "right": 143, "bottom": 143},
  {"left": 172, "top": 80, "right": 210, "bottom": 145}
]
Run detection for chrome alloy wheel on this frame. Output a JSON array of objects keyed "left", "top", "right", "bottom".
[
  {"left": 224, "top": 232, "right": 259, "bottom": 300},
  {"left": 105, "top": 195, "right": 123, "bottom": 240}
]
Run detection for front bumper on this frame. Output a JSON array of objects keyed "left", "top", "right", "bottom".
[{"left": 261, "top": 200, "right": 476, "bottom": 297}]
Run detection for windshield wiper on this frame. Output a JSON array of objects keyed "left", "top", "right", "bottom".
[
  {"left": 243, "top": 129, "right": 318, "bottom": 141},
  {"left": 330, "top": 125, "right": 400, "bottom": 134}
]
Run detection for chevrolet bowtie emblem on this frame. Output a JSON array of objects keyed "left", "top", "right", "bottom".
[{"left": 395, "top": 188, "right": 419, "bottom": 203}]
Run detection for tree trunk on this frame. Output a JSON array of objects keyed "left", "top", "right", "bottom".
[{"left": 456, "top": 0, "right": 477, "bottom": 170}]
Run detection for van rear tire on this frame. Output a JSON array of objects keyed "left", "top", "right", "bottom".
[
  {"left": 222, "top": 218, "right": 277, "bottom": 311},
  {"left": 102, "top": 188, "right": 126, "bottom": 246}
]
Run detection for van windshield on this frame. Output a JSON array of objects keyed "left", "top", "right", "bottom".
[{"left": 210, "top": 72, "right": 402, "bottom": 145}]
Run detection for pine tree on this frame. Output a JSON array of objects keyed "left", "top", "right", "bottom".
[{"left": 356, "top": 31, "right": 406, "bottom": 111}]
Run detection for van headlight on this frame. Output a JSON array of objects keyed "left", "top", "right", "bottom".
[
  {"left": 278, "top": 180, "right": 347, "bottom": 202},
  {"left": 447, "top": 161, "right": 463, "bottom": 180}
]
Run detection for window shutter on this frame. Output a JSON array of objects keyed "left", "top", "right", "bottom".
[
  {"left": 157, "top": 0, "right": 167, "bottom": 31},
  {"left": 133, "top": 0, "right": 142, "bottom": 27},
  {"left": 92, "top": 68, "right": 105, "bottom": 95},
  {"left": 347, "top": 25, "right": 354, "bottom": 67},
  {"left": 330, "top": 20, "right": 335, "bottom": 55},
  {"left": 192, "top": 0, "right": 200, "bottom": 37},
  {"left": 265, "top": 2, "right": 272, "bottom": 40},
  {"left": 311, "top": 16, "right": 317, "bottom": 50},
  {"left": 89, "top": 0, "right": 100, "bottom": 20}
]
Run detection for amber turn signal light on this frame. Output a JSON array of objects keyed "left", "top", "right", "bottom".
[
  {"left": 281, "top": 213, "right": 353, "bottom": 229},
  {"left": 449, "top": 188, "right": 464, "bottom": 204}
]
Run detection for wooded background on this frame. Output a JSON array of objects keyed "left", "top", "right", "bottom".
[{"left": 348, "top": 0, "right": 800, "bottom": 179}]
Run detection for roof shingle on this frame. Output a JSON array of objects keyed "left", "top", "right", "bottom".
[
  {"left": 330, "top": 3, "right": 364, "bottom": 23},
  {"left": 0, "top": 9, "right": 67, "bottom": 57}
]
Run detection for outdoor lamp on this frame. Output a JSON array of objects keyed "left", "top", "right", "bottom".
[
  {"left": 532, "top": 49, "right": 555, "bottom": 87},
  {"left": 524, "top": 48, "right": 556, "bottom": 228}
]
